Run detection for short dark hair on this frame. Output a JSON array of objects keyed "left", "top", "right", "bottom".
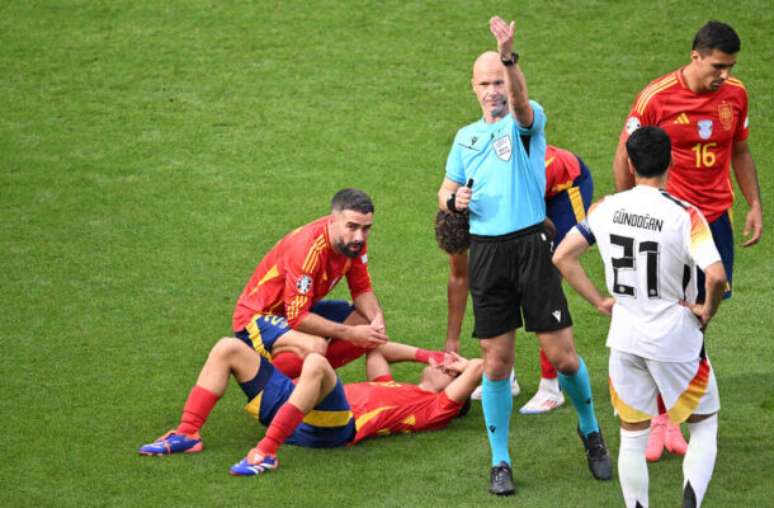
[
  {"left": 434, "top": 209, "right": 470, "bottom": 254},
  {"left": 331, "top": 188, "right": 374, "bottom": 214},
  {"left": 626, "top": 126, "right": 672, "bottom": 178},
  {"left": 692, "top": 21, "right": 740, "bottom": 55}
]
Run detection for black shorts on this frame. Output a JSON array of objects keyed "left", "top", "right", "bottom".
[{"left": 469, "top": 223, "right": 572, "bottom": 338}]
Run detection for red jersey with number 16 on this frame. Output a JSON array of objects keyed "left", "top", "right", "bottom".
[
  {"left": 620, "top": 69, "right": 749, "bottom": 222},
  {"left": 344, "top": 381, "right": 463, "bottom": 444},
  {"left": 232, "top": 216, "right": 372, "bottom": 331}
]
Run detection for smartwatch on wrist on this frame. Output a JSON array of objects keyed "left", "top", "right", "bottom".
[{"left": 501, "top": 52, "right": 519, "bottom": 67}]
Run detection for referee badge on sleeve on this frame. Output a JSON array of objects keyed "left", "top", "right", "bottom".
[{"left": 493, "top": 135, "right": 512, "bottom": 161}]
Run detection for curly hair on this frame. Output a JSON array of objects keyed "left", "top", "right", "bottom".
[{"left": 434, "top": 209, "right": 471, "bottom": 254}]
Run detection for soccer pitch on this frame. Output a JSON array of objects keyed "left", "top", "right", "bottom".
[{"left": 2, "top": 1, "right": 772, "bottom": 506}]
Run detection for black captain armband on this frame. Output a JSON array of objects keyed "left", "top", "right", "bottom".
[{"left": 446, "top": 193, "right": 459, "bottom": 213}]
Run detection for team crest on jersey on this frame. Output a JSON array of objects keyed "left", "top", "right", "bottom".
[
  {"left": 296, "top": 274, "right": 313, "bottom": 295},
  {"left": 697, "top": 119, "right": 713, "bottom": 140},
  {"left": 625, "top": 116, "right": 641, "bottom": 135},
  {"left": 718, "top": 102, "right": 733, "bottom": 131},
  {"left": 492, "top": 135, "right": 512, "bottom": 161}
]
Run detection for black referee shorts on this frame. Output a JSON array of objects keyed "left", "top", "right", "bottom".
[{"left": 469, "top": 223, "right": 572, "bottom": 338}]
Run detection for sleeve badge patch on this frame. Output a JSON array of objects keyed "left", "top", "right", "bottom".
[
  {"left": 296, "top": 274, "right": 313, "bottom": 295},
  {"left": 625, "top": 116, "right": 641, "bottom": 135}
]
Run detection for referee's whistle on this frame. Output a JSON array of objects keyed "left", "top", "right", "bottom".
[{"left": 466, "top": 178, "right": 474, "bottom": 188}]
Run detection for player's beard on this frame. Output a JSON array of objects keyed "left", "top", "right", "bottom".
[{"left": 335, "top": 240, "right": 363, "bottom": 258}]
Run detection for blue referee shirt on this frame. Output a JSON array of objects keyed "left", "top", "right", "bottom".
[{"left": 445, "top": 100, "right": 547, "bottom": 236}]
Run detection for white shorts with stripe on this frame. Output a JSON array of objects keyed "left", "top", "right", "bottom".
[{"left": 608, "top": 349, "right": 720, "bottom": 424}]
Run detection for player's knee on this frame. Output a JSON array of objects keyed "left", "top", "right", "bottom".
[
  {"left": 306, "top": 336, "right": 328, "bottom": 356},
  {"left": 211, "top": 337, "right": 245, "bottom": 359},
  {"left": 482, "top": 354, "right": 512, "bottom": 379},
  {"left": 553, "top": 353, "right": 579, "bottom": 375},
  {"left": 302, "top": 352, "right": 333, "bottom": 375}
]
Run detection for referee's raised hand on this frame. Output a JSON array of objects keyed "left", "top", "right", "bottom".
[{"left": 489, "top": 16, "right": 515, "bottom": 57}]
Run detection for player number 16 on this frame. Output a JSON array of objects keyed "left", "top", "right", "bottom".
[{"left": 691, "top": 142, "right": 717, "bottom": 168}]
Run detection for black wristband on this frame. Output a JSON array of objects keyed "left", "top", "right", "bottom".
[{"left": 446, "top": 193, "right": 458, "bottom": 213}]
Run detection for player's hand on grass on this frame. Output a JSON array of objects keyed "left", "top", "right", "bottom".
[
  {"left": 489, "top": 16, "right": 515, "bottom": 57},
  {"left": 742, "top": 204, "right": 762, "bottom": 247},
  {"left": 348, "top": 324, "right": 389, "bottom": 349},
  {"left": 455, "top": 186, "right": 472, "bottom": 211},
  {"left": 596, "top": 297, "right": 615, "bottom": 317}
]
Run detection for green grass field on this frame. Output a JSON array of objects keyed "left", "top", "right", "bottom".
[{"left": 2, "top": 1, "right": 772, "bottom": 506}]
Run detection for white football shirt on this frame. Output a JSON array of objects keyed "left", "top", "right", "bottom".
[{"left": 572, "top": 185, "right": 721, "bottom": 361}]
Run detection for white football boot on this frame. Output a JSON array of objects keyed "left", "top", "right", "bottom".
[
  {"left": 471, "top": 369, "right": 520, "bottom": 400},
  {"left": 519, "top": 377, "right": 564, "bottom": 414}
]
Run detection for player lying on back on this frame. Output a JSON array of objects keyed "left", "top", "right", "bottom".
[
  {"left": 138, "top": 337, "right": 482, "bottom": 476},
  {"left": 553, "top": 126, "right": 726, "bottom": 508}
]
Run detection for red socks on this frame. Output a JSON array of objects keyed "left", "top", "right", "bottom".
[
  {"left": 257, "top": 402, "right": 305, "bottom": 455},
  {"left": 372, "top": 374, "right": 394, "bottom": 382},
  {"left": 273, "top": 351, "right": 304, "bottom": 379},
  {"left": 414, "top": 349, "right": 445, "bottom": 365},
  {"left": 540, "top": 349, "right": 558, "bottom": 379},
  {"left": 176, "top": 385, "right": 220, "bottom": 436}
]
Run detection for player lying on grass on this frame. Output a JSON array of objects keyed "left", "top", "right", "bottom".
[{"left": 139, "top": 338, "right": 482, "bottom": 476}]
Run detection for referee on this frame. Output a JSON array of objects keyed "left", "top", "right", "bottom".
[{"left": 436, "top": 16, "right": 611, "bottom": 495}]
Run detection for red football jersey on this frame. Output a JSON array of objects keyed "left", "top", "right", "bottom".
[
  {"left": 344, "top": 381, "right": 463, "bottom": 444},
  {"left": 620, "top": 69, "right": 749, "bottom": 221},
  {"left": 545, "top": 145, "right": 582, "bottom": 199},
  {"left": 232, "top": 216, "right": 372, "bottom": 331}
]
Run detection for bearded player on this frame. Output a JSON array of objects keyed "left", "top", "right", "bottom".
[{"left": 231, "top": 188, "right": 390, "bottom": 380}]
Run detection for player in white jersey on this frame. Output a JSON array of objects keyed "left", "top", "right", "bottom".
[{"left": 552, "top": 127, "right": 727, "bottom": 508}]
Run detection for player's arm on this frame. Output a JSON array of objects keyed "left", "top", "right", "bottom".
[
  {"left": 443, "top": 355, "right": 484, "bottom": 403},
  {"left": 353, "top": 290, "right": 388, "bottom": 337},
  {"left": 490, "top": 16, "right": 533, "bottom": 127},
  {"left": 295, "top": 311, "right": 388, "bottom": 349},
  {"left": 364, "top": 342, "right": 449, "bottom": 381},
  {"left": 731, "top": 140, "right": 763, "bottom": 247},
  {"left": 445, "top": 252, "right": 468, "bottom": 353},
  {"left": 613, "top": 138, "right": 635, "bottom": 191},
  {"left": 687, "top": 261, "right": 726, "bottom": 330},
  {"left": 684, "top": 208, "right": 727, "bottom": 329},
  {"left": 553, "top": 229, "right": 614, "bottom": 316},
  {"left": 284, "top": 248, "right": 387, "bottom": 348}
]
